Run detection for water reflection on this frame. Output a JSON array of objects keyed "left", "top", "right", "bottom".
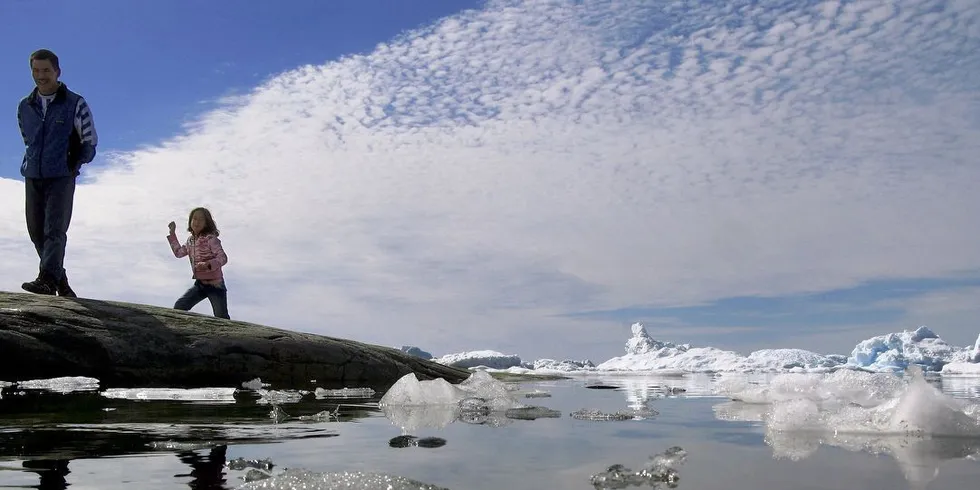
[
  {"left": 175, "top": 445, "right": 228, "bottom": 490},
  {"left": 587, "top": 372, "right": 980, "bottom": 490},
  {"left": 0, "top": 391, "right": 374, "bottom": 490},
  {"left": 20, "top": 459, "right": 69, "bottom": 490}
]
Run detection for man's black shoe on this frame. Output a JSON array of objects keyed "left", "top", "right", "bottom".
[
  {"left": 57, "top": 275, "right": 77, "bottom": 298},
  {"left": 22, "top": 275, "right": 56, "bottom": 295}
]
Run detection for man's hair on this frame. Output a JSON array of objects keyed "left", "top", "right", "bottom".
[{"left": 30, "top": 49, "right": 60, "bottom": 71}]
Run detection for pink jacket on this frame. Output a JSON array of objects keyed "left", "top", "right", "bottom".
[{"left": 167, "top": 232, "right": 228, "bottom": 282}]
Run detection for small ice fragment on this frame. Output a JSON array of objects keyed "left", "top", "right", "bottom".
[
  {"left": 241, "top": 378, "right": 269, "bottom": 390},
  {"left": 254, "top": 389, "right": 306, "bottom": 405},
  {"left": 571, "top": 409, "right": 635, "bottom": 421},
  {"left": 296, "top": 409, "right": 338, "bottom": 422},
  {"left": 524, "top": 390, "right": 551, "bottom": 398},
  {"left": 227, "top": 457, "right": 274, "bottom": 471},
  {"left": 590, "top": 446, "right": 687, "bottom": 489},
  {"left": 505, "top": 406, "right": 561, "bottom": 420},
  {"left": 236, "top": 469, "right": 450, "bottom": 490},
  {"left": 101, "top": 387, "right": 236, "bottom": 402},
  {"left": 268, "top": 406, "right": 290, "bottom": 423},
  {"left": 314, "top": 387, "right": 376, "bottom": 398},
  {"left": 148, "top": 441, "right": 216, "bottom": 451},
  {"left": 243, "top": 468, "right": 274, "bottom": 483},
  {"left": 16, "top": 376, "right": 100, "bottom": 394},
  {"left": 388, "top": 435, "right": 447, "bottom": 448}
]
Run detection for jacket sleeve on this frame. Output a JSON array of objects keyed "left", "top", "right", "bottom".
[
  {"left": 72, "top": 97, "right": 98, "bottom": 164},
  {"left": 168, "top": 233, "right": 188, "bottom": 258},
  {"left": 207, "top": 236, "right": 228, "bottom": 270},
  {"left": 17, "top": 103, "right": 27, "bottom": 145}
]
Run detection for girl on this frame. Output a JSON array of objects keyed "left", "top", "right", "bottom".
[{"left": 167, "top": 207, "right": 230, "bottom": 319}]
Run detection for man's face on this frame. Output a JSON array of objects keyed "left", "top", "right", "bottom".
[{"left": 31, "top": 59, "right": 59, "bottom": 94}]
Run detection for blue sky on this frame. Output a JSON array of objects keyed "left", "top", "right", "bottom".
[
  {"left": 0, "top": 0, "right": 478, "bottom": 177},
  {"left": 1, "top": 0, "right": 978, "bottom": 363}
]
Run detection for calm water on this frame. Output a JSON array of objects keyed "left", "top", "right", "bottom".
[{"left": 1, "top": 373, "right": 979, "bottom": 489}]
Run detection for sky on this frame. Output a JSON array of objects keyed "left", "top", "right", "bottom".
[{"left": 1, "top": 0, "right": 979, "bottom": 365}]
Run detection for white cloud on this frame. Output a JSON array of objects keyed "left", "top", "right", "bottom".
[{"left": 2, "top": 0, "right": 979, "bottom": 362}]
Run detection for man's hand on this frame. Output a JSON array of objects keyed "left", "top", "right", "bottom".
[{"left": 168, "top": 221, "right": 176, "bottom": 234}]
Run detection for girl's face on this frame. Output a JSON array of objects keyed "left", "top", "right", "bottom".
[{"left": 190, "top": 211, "right": 207, "bottom": 234}]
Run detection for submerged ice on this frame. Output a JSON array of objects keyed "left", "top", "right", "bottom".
[{"left": 713, "top": 367, "right": 980, "bottom": 488}]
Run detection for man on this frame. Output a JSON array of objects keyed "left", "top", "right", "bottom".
[{"left": 17, "top": 49, "right": 98, "bottom": 297}]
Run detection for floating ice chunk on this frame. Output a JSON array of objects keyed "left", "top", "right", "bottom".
[
  {"left": 884, "top": 367, "right": 980, "bottom": 436},
  {"left": 378, "top": 373, "right": 466, "bottom": 406},
  {"left": 380, "top": 372, "right": 525, "bottom": 430},
  {"left": 236, "top": 468, "right": 449, "bottom": 490},
  {"left": 315, "top": 387, "right": 376, "bottom": 399},
  {"left": 379, "top": 371, "right": 520, "bottom": 409},
  {"left": 505, "top": 406, "right": 561, "bottom": 420},
  {"left": 523, "top": 389, "right": 552, "bottom": 398},
  {"left": 228, "top": 457, "right": 274, "bottom": 471},
  {"left": 16, "top": 376, "right": 100, "bottom": 394},
  {"left": 570, "top": 409, "right": 637, "bottom": 421},
  {"left": 433, "top": 350, "right": 522, "bottom": 369},
  {"left": 254, "top": 389, "right": 307, "bottom": 405},
  {"left": 590, "top": 446, "right": 687, "bottom": 489},
  {"left": 148, "top": 441, "right": 219, "bottom": 451},
  {"left": 241, "top": 378, "right": 270, "bottom": 390},
  {"left": 101, "top": 387, "right": 237, "bottom": 402},
  {"left": 456, "top": 370, "right": 517, "bottom": 410},
  {"left": 388, "top": 435, "right": 446, "bottom": 448}
]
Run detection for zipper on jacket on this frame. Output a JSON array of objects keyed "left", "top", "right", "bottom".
[{"left": 32, "top": 99, "right": 46, "bottom": 179}]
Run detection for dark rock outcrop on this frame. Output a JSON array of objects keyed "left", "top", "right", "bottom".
[{"left": 0, "top": 291, "right": 469, "bottom": 390}]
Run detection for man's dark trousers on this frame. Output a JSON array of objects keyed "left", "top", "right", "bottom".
[{"left": 25, "top": 175, "right": 75, "bottom": 283}]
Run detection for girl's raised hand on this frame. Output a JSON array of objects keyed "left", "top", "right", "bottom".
[{"left": 168, "top": 221, "right": 176, "bottom": 234}]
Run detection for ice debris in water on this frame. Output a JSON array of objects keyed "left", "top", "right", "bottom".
[
  {"left": 16, "top": 376, "right": 100, "bottom": 394},
  {"left": 254, "top": 389, "right": 308, "bottom": 405},
  {"left": 591, "top": 446, "right": 687, "bottom": 489},
  {"left": 236, "top": 468, "right": 449, "bottom": 490},
  {"left": 227, "top": 457, "right": 274, "bottom": 471},
  {"left": 101, "top": 387, "right": 237, "bottom": 402},
  {"left": 379, "top": 371, "right": 522, "bottom": 411},
  {"left": 241, "top": 378, "right": 271, "bottom": 390},
  {"left": 571, "top": 408, "right": 654, "bottom": 421},
  {"left": 505, "top": 406, "right": 562, "bottom": 420},
  {"left": 388, "top": 435, "right": 447, "bottom": 448},
  {"left": 267, "top": 405, "right": 343, "bottom": 424},
  {"left": 523, "top": 389, "right": 551, "bottom": 398},
  {"left": 314, "top": 387, "right": 376, "bottom": 398}
]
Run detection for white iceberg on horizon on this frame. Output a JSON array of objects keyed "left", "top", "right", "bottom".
[
  {"left": 432, "top": 350, "right": 523, "bottom": 370},
  {"left": 596, "top": 323, "right": 842, "bottom": 373}
]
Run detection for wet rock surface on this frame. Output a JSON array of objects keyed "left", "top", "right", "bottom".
[{"left": 0, "top": 291, "right": 469, "bottom": 389}]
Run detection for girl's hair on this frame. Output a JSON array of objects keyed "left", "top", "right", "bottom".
[{"left": 187, "top": 207, "right": 220, "bottom": 237}]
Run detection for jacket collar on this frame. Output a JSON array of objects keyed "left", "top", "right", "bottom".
[{"left": 27, "top": 82, "right": 68, "bottom": 107}]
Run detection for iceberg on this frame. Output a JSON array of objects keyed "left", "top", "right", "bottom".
[
  {"left": 432, "top": 350, "right": 523, "bottom": 369},
  {"left": 596, "top": 323, "right": 842, "bottom": 373},
  {"left": 445, "top": 323, "right": 980, "bottom": 377},
  {"left": 846, "top": 326, "right": 971, "bottom": 372}
]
